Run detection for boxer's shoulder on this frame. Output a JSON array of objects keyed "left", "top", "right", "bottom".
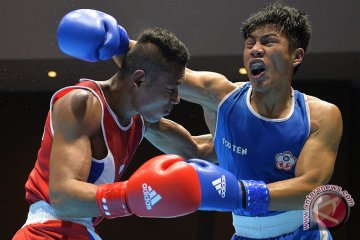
[
  {"left": 306, "top": 95, "right": 342, "bottom": 135},
  {"left": 203, "top": 72, "right": 237, "bottom": 101},
  {"left": 54, "top": 89, "right": 101, "bottom": 115},
  {"left": 52, "top": 89, "right": 102, "bottom": 136},
  {"left": 233, "top": 81, "right": 247, "bottom": 88}
]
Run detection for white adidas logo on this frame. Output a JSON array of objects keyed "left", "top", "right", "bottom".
[
  {"left": 212, "top": 175, "right": 226, "bottom": 198},
  {"left": 142, "top": 183, "right": 162, "bottom": 210}
]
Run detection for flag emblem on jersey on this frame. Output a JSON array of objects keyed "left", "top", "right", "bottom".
[
  {"left": 212, "top": 175, "right": 226, "bottom": 198},
  {"left": 142, "top": 183, "right": 162, "bottom": 210},
  {"left": 275, "top": 151, "right": 297, "bottom": 171}
]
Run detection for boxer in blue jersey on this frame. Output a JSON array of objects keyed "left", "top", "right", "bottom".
[
  {"left": 146, "top": 3, "right": 343, "bottom": 239},
  {"left": 53, "top": 4, "right": 343, "bottom": 240}
]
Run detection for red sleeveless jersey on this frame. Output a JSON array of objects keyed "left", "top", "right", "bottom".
[{"left": 25, "top": 79, "right": 144, "bottom": 204}]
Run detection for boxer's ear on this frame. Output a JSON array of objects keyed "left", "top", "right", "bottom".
[
  {"left": 292, "top": 48, "right": 304, "bottom": 67},
  {"left": 131, "top": 70, "right": 146, "bottom": 87}
]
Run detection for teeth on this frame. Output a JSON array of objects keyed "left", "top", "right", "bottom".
[{"left": 250, "top": 62, "right": 264, "bottom": 70}]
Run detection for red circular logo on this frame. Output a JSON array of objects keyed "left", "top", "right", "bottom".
[{"left": 311, "top": 192, "right": 349, "bottom": 228}]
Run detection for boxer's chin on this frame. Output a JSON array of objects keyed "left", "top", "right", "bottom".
[{"left": 143, "top": 114, "right": 162, "bottom": 123}]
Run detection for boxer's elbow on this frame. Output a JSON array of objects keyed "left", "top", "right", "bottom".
[
  {"left": 49, "top": 179, "right": 99, "bottom": 217},
  {"left": 180, "top": 142, "right": 218, "bottom": 163},
  {"left": 192, "top": 136, "right": 218, "bottom": 163},
  {"left": 49, "top": 185, "right": 69, "bottom": 217},
  {"left": 49, "top": 180, "right": 80, "bottom": 217}
]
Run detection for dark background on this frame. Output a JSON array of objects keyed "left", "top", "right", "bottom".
[{"left": 1, "top": 0, "right": 360, "bottom": 239}]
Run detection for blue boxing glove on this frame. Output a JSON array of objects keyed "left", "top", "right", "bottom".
[
  {"left": 188, "top": 159, "right": 270, "bottom": 216},
  {"left": 187, "top": 159, "right": 243, "bottom": 211},
  {"left": 57, "top": 9, "right": 129, "bottom": 62}
]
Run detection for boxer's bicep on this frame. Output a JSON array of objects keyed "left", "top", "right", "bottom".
[
  {"left": 295, "top": 103, "right": 343, "bottom": 185},
  {"left": 181, "top": 68, "right": 236, "bottom": 110},
  {"left": 267, "top": 103, "right": 342, "bottom": 210}
]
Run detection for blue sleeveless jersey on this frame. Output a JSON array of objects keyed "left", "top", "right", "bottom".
[
  {"left": 214, "top": 83, "right": 331, "bottom": 240},
  {"left": 214, "top": 82, "right": 310, "bottom": 184}
]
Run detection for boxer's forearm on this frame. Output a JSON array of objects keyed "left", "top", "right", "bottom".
[
  {"left": 145, "top": 118, "right": 215, "bottom": 160},
  {"left": 50, "top": 179, "right": 101, "bottom": 217},
  {"left": 267, "top": 178, "right": 319, "bottom": 211}
]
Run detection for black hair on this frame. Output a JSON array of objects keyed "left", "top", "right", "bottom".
[
  {"left": 122, "top": 28, "right": 190, "bottom": 80},
  {"left": 242, "top": 2, "right": 312, "bottom": 73}
]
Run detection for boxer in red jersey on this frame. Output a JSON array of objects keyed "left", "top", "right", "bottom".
[{"left": 13, "top": 10, "right": 189, "bottom": 239}]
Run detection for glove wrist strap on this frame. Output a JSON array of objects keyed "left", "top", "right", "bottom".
[
  {"left": 96, "top": 181, "right": 132, "bottom": 218},
  {"left": 240, "top": 180, "right": 269, "bottom": 216}
]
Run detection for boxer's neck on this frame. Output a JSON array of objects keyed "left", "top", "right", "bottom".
[{"left": 97, "top": 74, "right": 136, "bottom": 126}]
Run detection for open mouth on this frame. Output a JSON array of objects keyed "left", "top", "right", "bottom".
[{"left": 249, "top": 61, "right": 266, "bottom": 77}]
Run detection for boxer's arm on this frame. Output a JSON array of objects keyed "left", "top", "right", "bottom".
[
  {"left": 193, "top": 134, "right": 217, "bottom": 163},
  {"left": 57, "top": 10, "right": 236, "bottom": 112},
  {"left": 145, "top": 118, "right": 217, "bottom": 162},
  {"left": 49, "top": 90, "right": 102, "bottom": 217},
  {"left": 112, "top": 40, "right": 137, "bottom": 68},
  {"left": 114, "top": 53, "right": 237, "bottom": 110},
  {"left": 180, "top": 68, "right": 237, "bottom": 110},
  {"left": 267, "top": 100, "right": 343, "bottom": 210},
  {"left": 142, "top": 73, "right": 234, "bottom": 161}
]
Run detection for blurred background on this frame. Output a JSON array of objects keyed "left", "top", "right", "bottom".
[{"left": 1, "top": 0, "right": 359, "bottom": 239}]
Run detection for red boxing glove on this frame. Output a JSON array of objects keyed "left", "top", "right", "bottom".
[
  {"left": 126, "top": 155, "right": 201, "bottom": 217},
  {"left": 96, "top": 155, "right": 202, "bottom": 218}
]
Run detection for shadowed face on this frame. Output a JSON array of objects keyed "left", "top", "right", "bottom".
[{"left": 132, "top": 63, "right": 185, "bottom": 122}]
